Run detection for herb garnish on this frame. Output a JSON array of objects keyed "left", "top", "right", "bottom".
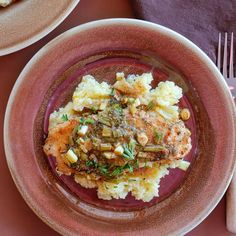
[
  {"left": 122, "top": 139, "right": 136, "bottom": 160},
  {"left": 79, "top": 117, "right": 95, "bottom": 125},
  {"left": 112, "top": 103, "right": 123, "bottom": 115},
  {"left": 123, "top": 163, "right": 133, "bottom": 173},
  {"left": 91, "top": 106, "right": 97, "bottom": 112},
  {"left": 127, "top": 98, "right": 135, "bottom": 104},
  {"left": 86, "top": 160, "right": 98, "bottom": 168},
  {"left": 72, "top": 125, "right": 81, "bottom": 136},
  {"left": 61, "top": 114, "right": 68, "bottom": 121},
  {"left": 154, "top": 130, "right": 163, "bottom": 143},
  {"left": 110, "top": 166, "right": 123, "bottom": 176},
  {"left": 85, "top": 159, "right": 140, "bottom": 178},
  {"left": 147, "top": 101, "right": 154, "bottom": 110},
  {"left": 98, "top": 165, "right": 109, "bottom": 175},
  {"left": 86, "top": 160, "right": 110, "bottom": 176},
  {"left": 133, "top": 159, "right": 139, "bottom": 168},
  {"left": 110, "top": 88, "right": 115, "bottom": 96},
  {"left": 123, "top": 145, "right": 134, "bottom": 159}
]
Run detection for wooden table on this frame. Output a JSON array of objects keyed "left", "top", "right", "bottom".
[{"left": 0, "top": 0, "right": 234, "bottom": 235}]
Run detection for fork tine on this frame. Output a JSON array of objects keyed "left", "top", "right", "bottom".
[
  {"left": 217, "top": 33, "right": 221, "bottom": 70},
  {"left": 223, "top": 32, "right": 228, "bottom": 78},
  {"left": 229, "top": 32, "right": 234, "bottom": 79}
]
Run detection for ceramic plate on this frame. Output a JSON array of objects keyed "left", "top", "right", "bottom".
[
  {"left": 4, "top": 19, "right": 236, "bottom": 235},
  {"left": 0, "top": 0, "right": 80, "bottom": 56}
]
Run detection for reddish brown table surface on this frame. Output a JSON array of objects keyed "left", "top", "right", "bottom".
[{"left": 0, "top": 0, "right": 234, "bottom": 235}]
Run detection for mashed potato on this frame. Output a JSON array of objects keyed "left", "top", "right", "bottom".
[
  {"left": 113, "top": 73, "right": 153, "bottom": 96},
  {"left": 49, "top": 102, "right": 74, "bottom": 130},
  {"left": 97, "top": 164, "right": 169, "bottom": 202},
  {"left": 71, "top": 73, "right": 183, "bottom": 120},
  {"left": 73, "top": 75, "right": 112, "bottom": 111}
]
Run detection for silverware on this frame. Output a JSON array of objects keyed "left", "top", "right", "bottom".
[{"left": 217, "top": 32, "right": 236, "bottom": 233}]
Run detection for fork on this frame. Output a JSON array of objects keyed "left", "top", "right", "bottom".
[{"left": 217, "top": 32, "right": 236, "bottom": 233}]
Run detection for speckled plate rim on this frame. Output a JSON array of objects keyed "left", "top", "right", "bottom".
[
  {"left": 4, "top": 18, "right": 236, "bottom": 235},
  {"left": 0, "top": 0, "right": 80, "bottom": 56}
]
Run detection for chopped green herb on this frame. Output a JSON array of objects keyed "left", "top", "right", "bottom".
[
  {"left": 122, "top": 139, "right": 136, "bottom": 160},
  {"left": 84, "top": 118, "right": 95, "bottom": 124},
  {"left": 91, "top": 106, "right": 97, "bottom": 112},
  {"left": 122, "top": 153, "right": 131, "bottom": 159},
  {"left": 79, "top": 117, "right": 85, "bottom": 124},
  {"left": 85, "top": 160, "right": 94, "bottom": 167},
  {"left": 61, "top": 114, "right": 68, "bottom": 121},
  {"left": 110, "top": 166, "right": 123, "bottom": 177},
  {"left": 72, "top": 125, "right": 81, "bottom": 139},
  {"left": 123, "top": 147, "right": 133, "bottom": 159},
  {"left": 154, "top": 130, "right": 163, "bottom": 143},
  {"left": 85, "top": 160, "right": 111, "bottom": 176},
  {"left": 124, "top": 143, "right": 132, "bottom": 155},
  {"left": 133, "top": 159, "right": 139, "bottom": 168},
  {"left": 127, "top": 98, "right": 135, "bottom": 104},
  {"left": 113, "top": 186, "right": 118, "bottom": 188},
  {"left": 123, "top": 163, "right": 133, "bottom": 173},
  {"left": 85, "top": 160, "right": 98, "bottom": 168},
  {"left": 98, "top": 165, "right": 109, "bottom": 174},
  {"left": 113, "top": 103, "right": 123, "bottom": 115},
  {"left": 122, "top": 149, "right": 133, "bottom": 159},
  {"left": 110, "top": 88, "right": 115, "bottom": 96},
  {"left": 79, "top": 117, "right": 95, "bottom": 125},
  {"left": 129, "top": 139, "right": 136, "bottom": 152},
  {"left": 147, "top": 101, "right": 155, "bottom": 110}
]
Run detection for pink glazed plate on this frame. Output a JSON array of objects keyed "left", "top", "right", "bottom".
[
  {"left": 0, "top": 0, "right": 80, "bottom": 56},
  {"left": 4, "top": 19, "right": 236, "bottom": 235}
]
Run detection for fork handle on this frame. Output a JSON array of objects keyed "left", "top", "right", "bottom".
[{"left": 227, "top": 171, "right": 236, "bottom": 232}]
